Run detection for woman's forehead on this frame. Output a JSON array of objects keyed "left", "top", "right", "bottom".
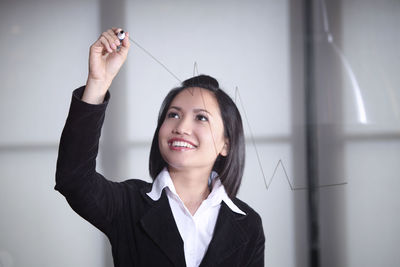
[{"left": 169, "top": 87, "right": 219, "bottom": 111}]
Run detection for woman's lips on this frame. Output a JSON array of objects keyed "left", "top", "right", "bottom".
[{"left": 167, "top": 138, "right": 197, "bottom": 150}]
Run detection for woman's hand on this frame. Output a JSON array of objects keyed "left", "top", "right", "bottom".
[{"left": 82, "top": 28, "right": 130, "bottom": 104}]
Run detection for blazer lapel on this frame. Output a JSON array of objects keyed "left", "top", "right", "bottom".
[
  {"left": 199, "top": 202, "right": 249, "bottom": 266},
  {"left": 140, "top": 189, "right": 186, "bottom": 267}
]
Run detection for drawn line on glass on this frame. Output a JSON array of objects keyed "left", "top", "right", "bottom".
[
  {"left": 234, "top": 86, "right": 267, "bottom": 188},
  {"left": 128, "top": 36, "right": 347, "bottom": 191},
  {"left": 129, "top": 36, "right": 182, "bottom": 83},
  {"left": 235, "top": 87, "right": 347, "bottom": 190},
  {"left": 193, "top": 61, "right": 199, "bottom": 76},
  {"left": 270, "top": 160, "right": 347, "bottom": 190}
]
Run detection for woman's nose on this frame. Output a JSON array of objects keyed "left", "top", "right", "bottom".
[{"left": 173, "top": 117, "right": 192, "bottom": 135}]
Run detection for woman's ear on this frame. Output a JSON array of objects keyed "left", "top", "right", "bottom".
[{"left": 220, "top": 139, "right": 229, "bottom": 157}]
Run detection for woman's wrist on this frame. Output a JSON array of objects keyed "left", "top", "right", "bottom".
[{"left": 82, "top": 78, "right": 111, "bottom": 104}]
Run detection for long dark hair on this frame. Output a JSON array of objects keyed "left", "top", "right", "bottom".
[{"left": 149, "top": 75, "right": 245, "bottom": 198}]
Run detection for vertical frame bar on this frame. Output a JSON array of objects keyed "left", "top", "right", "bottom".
[{"left": 303, "top": 0, "right": 320, "bottom": 266}]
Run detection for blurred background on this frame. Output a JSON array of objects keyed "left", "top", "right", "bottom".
[{"left": 0, "top": 0, "right": 399, "bottom": 266}]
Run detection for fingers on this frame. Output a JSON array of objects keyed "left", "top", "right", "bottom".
[
  {"left": 98, "top": 35, "right": 113, "bottom": 53},
  {"left": 124, "top": 32, "right": 130, "bottom": 46},
  {"left": 102, "top": 29, "right": 121, "bottom": 51},
  {"left": 93, "top": 28, "right": 129, "bottom": 54},
  {"left": 112, "top": 27, "right": 122, "bottom": 34}
]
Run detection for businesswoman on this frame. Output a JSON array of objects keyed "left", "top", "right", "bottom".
[{"left": 55, "top": 28, "right": 265, "bottom": 267}]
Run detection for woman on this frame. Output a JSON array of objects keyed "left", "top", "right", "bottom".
[{"left": 55, "top": 28, "right": 265, "bottom": 267}]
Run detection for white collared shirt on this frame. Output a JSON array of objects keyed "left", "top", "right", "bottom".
[{"left": 147, "top": 168, "right": 246, "bottom": 267}]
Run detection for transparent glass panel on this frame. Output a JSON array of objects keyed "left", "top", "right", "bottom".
[{"left": 315, "top": 1, "right": 400, "bottom": 266}]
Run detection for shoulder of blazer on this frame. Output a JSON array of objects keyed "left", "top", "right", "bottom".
[
  {"left": 232, "top": 197, "right": 263, "bottom": 223},
  {"left": 230, "top": 198, "right": 265, "bottom": 247}
]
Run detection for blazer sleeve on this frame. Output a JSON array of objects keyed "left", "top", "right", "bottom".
[{"left": 55, "top": 86, "right": 125, "bottom": 235}]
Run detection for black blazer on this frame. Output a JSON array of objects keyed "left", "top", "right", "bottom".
[{"left": 55, "top": 87, "right": 265, "bottom": 267}]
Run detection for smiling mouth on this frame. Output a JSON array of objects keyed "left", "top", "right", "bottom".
[{"left": 168, "top": 140, "right": 197, "bottom": 149}]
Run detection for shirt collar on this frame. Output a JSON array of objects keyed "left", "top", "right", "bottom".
[{"left": 147, "top": 168, "right": 246, "bottom": 216}]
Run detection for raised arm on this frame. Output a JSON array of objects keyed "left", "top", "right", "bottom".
[{"left": 55, "top": 28, "right": 131, "bottom": 234}]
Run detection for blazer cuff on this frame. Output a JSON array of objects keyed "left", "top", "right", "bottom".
[{"left": 72, "top": 86, "right": 111, "bottom": 110}]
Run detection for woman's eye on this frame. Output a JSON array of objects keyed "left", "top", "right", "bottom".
[
  {"left": 196, "top": 114, "right": 208, "bottom": 122},
  {"left": 167, "top": 112, "right": 179, "bottom": 119}
]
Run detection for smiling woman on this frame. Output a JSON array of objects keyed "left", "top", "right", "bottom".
[
  {"left": 55, "top": 28, "right": 265, "bottom": 267},
  {"left": 160, "top": 87, "right": 227, "bottom": 170},
  {"left": 151, "top": 76, "right": 244, "bottom": 199}
]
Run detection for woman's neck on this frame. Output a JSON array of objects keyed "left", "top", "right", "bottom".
[{"left": 168, "top": 167, "right": 211, "bottom": 215}]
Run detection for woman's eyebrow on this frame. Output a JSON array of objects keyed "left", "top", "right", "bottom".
[
  {"left": 169, "top": 106, "right": 181, "bottom": 111},
  {"left": 193, "top": 108, "right": 212, "bottom": 116},
  {"left": 169, "top": 106, "right": 213, "bottom": 116}
]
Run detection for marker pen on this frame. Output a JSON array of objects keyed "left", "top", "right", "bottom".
[{"left": 117, "top": 30, "right": 125, "bottom": 50}]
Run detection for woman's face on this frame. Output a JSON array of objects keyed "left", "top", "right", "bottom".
[{"left": 158, "top": 87, "right": 228, "bottom": 173}]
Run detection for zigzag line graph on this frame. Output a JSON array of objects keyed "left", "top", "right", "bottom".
[
  {"left": 129, "top": 37, "right": 347, "bottom": 192},
  {"left": 234, "top": 86, "right": 347, "bottom": 191},
  {"left": 267, "top": 159, "right": 347, "bottom": 191}
]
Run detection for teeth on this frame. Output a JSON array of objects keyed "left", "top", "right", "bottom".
[{"left": 171, "top": 141, "right": 195, "bottom": 148}]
